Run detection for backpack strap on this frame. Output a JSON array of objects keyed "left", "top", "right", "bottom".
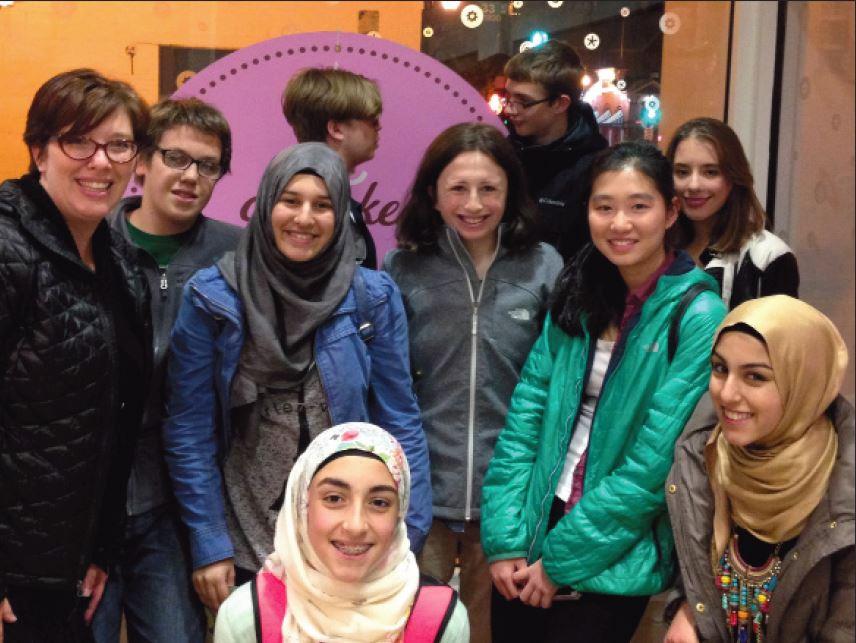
[
  {"left": 403, "top": 584, "right": 456, "bottom": 643},
  {"left": 252, "top": 570, "right": 454, "bottom": 643},
  {"left": 252, "top": 569, "right": 287, "bottom": 643},
  {"left": 668, "top": 282, "right": 716, "bottom": 363},
  {"left": 352, "top": 269, "right": 375, "bottom": 344}
]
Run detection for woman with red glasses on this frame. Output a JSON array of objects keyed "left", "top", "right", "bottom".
[{"left": 0, "top": 68, "right": 151, "bottom": 643}]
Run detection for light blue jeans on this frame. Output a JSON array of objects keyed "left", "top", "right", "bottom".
[{"left": 91, "top": 505, "right": 205, "bottom": 643}]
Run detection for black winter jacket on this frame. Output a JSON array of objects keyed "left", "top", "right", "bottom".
[
  {"left": 0, "top": 176, "right": 151, "bottom": 599},
  {"left": 509, "top": 102, "right": 608, "bottom": 262}
]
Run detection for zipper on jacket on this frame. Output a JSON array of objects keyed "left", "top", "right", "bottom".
[
  {"left": 445, "top": 229, "right": 500, "bottom": 521},
  {"left": 527, "top": 334, "right": 594, "bottom": 562},
  {"left": 130, "top": 239, "right": 167, "bottom": 367},
  {"left": 527, "top": 405, "right": 581, "bottom": 563},
  {"left": 79, "top": 286, "right": 123, "bottom": 579},
  {"left": 527, "top": 306, "right": 662, "bottom": 563},
  {"left": 528, "top": 330, "right": 627, "bottom": 563},
  {"left": 465, "top": 302, "right": 479, "bottom": 520}
]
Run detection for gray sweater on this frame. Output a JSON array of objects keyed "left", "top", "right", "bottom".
[{"left": 384, "top": 229, "right": 562, "bottom": 521}]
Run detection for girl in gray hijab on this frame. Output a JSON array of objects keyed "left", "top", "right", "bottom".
[
  {"left": 220, "top": 143, "right": 357, "bottom": 396},
  {"left": 163, "top": 143, "right": 431, "bottom": 615}
]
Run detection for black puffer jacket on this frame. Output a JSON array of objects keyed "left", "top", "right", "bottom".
[
  {"left": 509, "top": 101, "right": 608, "bottom": 263},
  {"left": 0, "top": 176, "right": 151, "bottom": 599}
]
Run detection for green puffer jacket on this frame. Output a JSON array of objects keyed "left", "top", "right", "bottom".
[{"left": 481, "top": 257, "right": 726, "bottom": 596}]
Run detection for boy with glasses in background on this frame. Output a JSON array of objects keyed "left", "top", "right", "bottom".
[
  {"left": 282, "top": 67, "right": 381, "bottom": 269},
  {"left": 503, "top": 40, "right": 607, "bottom": 262},
  {"left": 93, "top": 98, "right": 241, "bottom": 643}
]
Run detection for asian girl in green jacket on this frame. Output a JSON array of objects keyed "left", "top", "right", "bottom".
[{"left": 480, "top": 141, "right": 727, "bottom": 642}]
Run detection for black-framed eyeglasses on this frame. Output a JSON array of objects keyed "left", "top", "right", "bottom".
[
  {"left": 54, "top": 135, "right": 139, "bottom": 164},
  {"left": 157, "top": 148, "right": 223, "bottom": 179},
  {"left": 501, "top": 95, "right": 554, "bottom": 112}
]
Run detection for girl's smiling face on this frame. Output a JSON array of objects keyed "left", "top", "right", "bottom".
[
  {"left": 588, "top": 166, "right": 678, "bottom": 289},
  {"left": 306, "top": 455, "right": 400, "bottom": 583},
  {"left": 709, "top": 330, "right": 785, "bottom": 448},
  {"left": 270, "top": 173, "right": 336, "bottom": 262},
  {"left": 433, "top": 151, "right": 508, "bottom": 253},
  {"left": 672, "top": 136, "right": 732, "bottom": 224},
  {"left": 32, "top": 109, "right": 136, "bottom": 228}
]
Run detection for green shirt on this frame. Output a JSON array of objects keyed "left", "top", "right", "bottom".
[{"left": 126, "top": 217, "right": 188, "bottom": 267}]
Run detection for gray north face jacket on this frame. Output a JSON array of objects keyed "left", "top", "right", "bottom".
[{"left": 384, "top": 227, "right": 562, "bottom": 521}]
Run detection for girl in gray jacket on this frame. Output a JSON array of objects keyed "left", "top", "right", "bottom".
[{"left": 383, "top": 123, "right": 562, "bottom": 643}]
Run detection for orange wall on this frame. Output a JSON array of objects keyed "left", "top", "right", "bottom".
[
  {"left": 0, "top": 1, "right": 422, "bottom": 179},
  {"left": 659, "top": 1, "right": 731, "bottom": 146}
]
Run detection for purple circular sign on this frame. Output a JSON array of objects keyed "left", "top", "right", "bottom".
[{"left": 143, "top": 32, "right": 505, "bottom": 259}]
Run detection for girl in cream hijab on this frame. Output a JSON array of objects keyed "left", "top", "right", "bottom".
[
  {"left": 214, "top": 423, "right": 469, "bottom": 643},
  {"left": 664, "top": 295, "right": 854, "bottom": 643}
]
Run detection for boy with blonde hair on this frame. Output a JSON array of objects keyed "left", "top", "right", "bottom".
[{"left": 283, "top": 68, "right": 380, "bottom": 268}]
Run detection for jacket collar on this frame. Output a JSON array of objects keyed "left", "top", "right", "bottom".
[
  {"left": 625, "top": 250, "right": 703, "bottom": 315},
  {"left": 619, "top": 251, "right": 677, "bottom": 331},
  {"left": 436, "top": 224, "right": 506, "bottom": 277},
  {"left": 823, "top": 396, "right": 855, "bottom": 524},
  {"left": 3, "top": 174, "right": 113, "bottom": 275},
  {"left": 110, "top": 194, "right": 208, "bottom": 248},
  {"left": 510, "top": 101, "right": 608, "bottom": 158},
  {"left": 663, "top": 249, "right": 696, "bottom": 277}
]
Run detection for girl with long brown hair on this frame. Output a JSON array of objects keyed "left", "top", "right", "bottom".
[{"left": 667, "top": 118, "right": 799, "bottom": 309}]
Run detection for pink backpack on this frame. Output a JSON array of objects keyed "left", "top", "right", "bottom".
[{"left": 253, "top": 569, "right": 456, "bottom": 643}]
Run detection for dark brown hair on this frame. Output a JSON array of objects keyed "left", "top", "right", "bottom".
[
  {"left": 666, "top": 117, "right": 765, "bottom": 254},
  {"left": 396, "top": 123, "right": 538, "bottom": 254},
  {"left": 24, "top": 68, "right": 149, "bottom": 174},
  {"left": 283, "top": 67, "right": 381, "bottom": 142},
  {"left": 141, "top": 97, "right": 232, "bottom": 175},
  {"left": 504, "top": 40, "right": 583, "bottom": 100},
  {"left": 551, "top": 141, "right": 678, "bottom": 338}
]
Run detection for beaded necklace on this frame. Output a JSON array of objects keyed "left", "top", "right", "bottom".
[{"left": 714, "top": 532, "right": 782, "bottom": 643}]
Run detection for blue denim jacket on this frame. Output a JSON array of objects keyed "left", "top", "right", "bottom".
[{"left": 163, "top": 265, "right": 431, "bottom": 569}]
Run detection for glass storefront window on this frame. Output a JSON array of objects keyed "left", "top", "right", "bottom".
[
  {"left": 0, "top": 1, "right": 734, "bottom": 177},
  {"left": 0, "top": 7, "right": 853, "bottom": 643},
  {"left": 420, "top": 1, "right": 732, "bottom": 146}
]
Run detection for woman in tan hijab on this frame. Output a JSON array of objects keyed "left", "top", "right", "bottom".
[{"left": 663, "top": 295, "right": 854, "bottom": 642}]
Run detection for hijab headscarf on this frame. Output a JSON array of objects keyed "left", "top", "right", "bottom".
[
  {"left": 219, "top": 143, "right": 356, "bottom": 397},
  {"left": 266, "top": 422, "right": 420, "bottom": 642},
  {"left": 704, "top": 295, "right": 848, "bottom": 556}
]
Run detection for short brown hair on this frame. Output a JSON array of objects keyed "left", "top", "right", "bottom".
[
  {"left": 24, "top": 68, "right": 149, "bottom": 174},
  {"left": 504, "top": 40, "right": 583, "bottom": 99},
  {"left": 282, "top": 67, "right": 381, "bottom": 142},
  {"left": 142, "top": 98, "right": 232, "bottom": 175},
  {"left": 396, "top": 123, "right": 537, "bottom": 254},
  {"left": 666, "top": 117, "right": 765, "bottom": 254}
]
